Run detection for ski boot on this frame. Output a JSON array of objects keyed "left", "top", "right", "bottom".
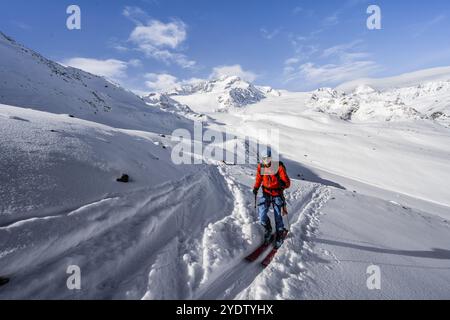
[
  {"left": 262, "top": 223, "right": 273, "bottom": 245},
  {"left": 275, "top": 229, "right": 288, "bottom": 249}
]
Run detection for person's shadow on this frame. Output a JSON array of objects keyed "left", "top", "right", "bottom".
[
  {"left": 315, "top": 238, "right": 450, "bottom": 260},
  {"left": 280, "top": 157, "right": 346, "bottom": 190}
]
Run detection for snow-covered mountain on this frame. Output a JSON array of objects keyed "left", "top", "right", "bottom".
[
  {"left": 168, "top": 76, "right": 279, "bottom": 112},
  {"left": 309, "top": 82, "right": 450, "bottom": 125},
  {"left": 162, "top": 70, "right": 450, "bottom": 127},
  {"left": 143, "top": 92, "right": 207, "bottom": 121},
  {"left": 0, "top": 32, "right": 190, "bottom": 133}
]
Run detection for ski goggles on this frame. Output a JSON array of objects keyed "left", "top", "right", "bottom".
[{"left": 262, "top": 156, "right": 272, "bottom": 165}]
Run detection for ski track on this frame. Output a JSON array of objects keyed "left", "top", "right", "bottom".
[
  {"left": 0, "top": 160, "right": 332, "bottom": 300},
  {"left": 144, "top": 164, "right": 256, "bottom": 299},
  {"left": 234, "top": 185, "right": 331, "bottom": 300},
  {"left": 193, "top": 165, "right": 332, "bottom": 300},
  {"left": 0, "top": 166, "right": 234, "bottom": 299}
]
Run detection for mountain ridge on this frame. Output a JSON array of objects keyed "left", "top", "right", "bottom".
[{"left": 0, "top": 31, "right": 190, "bottom": 134}]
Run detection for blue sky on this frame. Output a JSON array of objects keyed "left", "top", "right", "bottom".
[{"left": 1, "top": 0, "right": 450, "bottom": 93}]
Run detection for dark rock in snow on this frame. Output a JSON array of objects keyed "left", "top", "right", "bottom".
[
  {"left": 117, "top": 174, "right": 130, "bottom": 183},
  {"left": 0, "top": 277, "right": 9, "bottom": 287}
]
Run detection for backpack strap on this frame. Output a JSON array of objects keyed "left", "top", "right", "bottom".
[{"left": 275, "top": 161, "right": 287, "bottom": 189}]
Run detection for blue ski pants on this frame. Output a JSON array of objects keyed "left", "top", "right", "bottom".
[{"left": 258, "top": 195, "right": 285, "bottom": 232}]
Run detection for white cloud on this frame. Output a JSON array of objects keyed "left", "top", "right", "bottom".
[
  {"left": 128, "top": 59, "right": 142, "bottom": 67},
  {"left": 123, "top": 8, "right": 195, "bottom": 69},
  {"left": 283, "top": 43, "right": 319, "bottom": 73},
  {"left": 322, "top": 12, "right": 339, "bottom": 27},
  {"left": 412, "top": 14, "right": 447, "bottom": 38},
  {"left": 12, "top": 21, "right": 31, "bottom": 30},
  {"left": 144, "top": 73, "right": 206, "bottom": 92},
  {"left": 260, "top": 27, "right": 282, "bottom": 40},
  {"left": 145, "top": 73, "right": 180, "bottom": 92},
  {"left": 210, "top": 65, "right": 257, "bottom": 82},
  {"left": 321, "top": 40, "right": 363, "bottom": 58},
  {"left": 294, "top": 60, "right": 378, "bottom": 86},
  {"left": 125, "top": 14, "right": 196, "bottom": 69},
  {"left": 284, "top": 41, "right": 380, "bottom": 88},
  {"left": 62, "top": 58, "right": 129, "bottom": 80},
  {"left": 284, "top": 58, "right": 300, "bottom": 65},
  {"left": 122, "top": 6, "right": 148, "bottom": 24},
  {"left": 130, "top": 20, "right": 187, "bottom": 49},
  {"left": 136, "top": 44, "right": 196, "bottom": 68}
]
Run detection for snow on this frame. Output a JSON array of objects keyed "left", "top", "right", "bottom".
[
  {"left": 169, "top": 76, "right": 269, "bottom": 112},
  {"left": 142, "top": 92, "right": 207, "bottom": 121},
  {"left": 0, "top": 104, "right": 196, "bottom": 226},
  {"left": 302, "top": 190, "right": 450, "bottom": 299},
  {"left": 1, "top": 32, "right": 450, "bottom": 299},
  {"left": 0, "top": 31, "right": 190, "bottom": 134}
]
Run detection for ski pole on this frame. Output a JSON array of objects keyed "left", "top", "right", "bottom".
[{"left": 281, "top": 192, "right": 293, "bottom": 245}]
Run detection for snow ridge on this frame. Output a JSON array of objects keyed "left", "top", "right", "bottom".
[{"left": 0, "top": 31, "right": 190, "bottom": 133}]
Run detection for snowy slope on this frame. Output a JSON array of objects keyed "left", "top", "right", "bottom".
[
  {"left": 220, "top": 94, "right": 450, "bottom": 209},
  {"left": 300, "top": 189, "right": 450, "bottom": 300},
  {"left": 0, "top": 104, "right": 198, "bottom": 226},
  {"left": 1, "top": 100, "right": 449, "bottom": 299},
  {"left": 169, "top": 74, "right": 450, "bottom": 208},
  {"left": 0, "top": 32, "right": 190, "bottom": 133},
  {"left": 234, "top": 182, "right": 450, "bottom": 300},
  {"left": 2, "top": 145, "right": 449, "bottom": 299}
]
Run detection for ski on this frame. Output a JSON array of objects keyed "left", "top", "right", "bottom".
[
  {"left": 261, "top": 230, "right": 289, "bottom": 268},
  {"left": 245, "top": 235, "right": 275, "bottom": 262},
  {"left": 261, "top": 248, "right": 278, "bottom": 268}
]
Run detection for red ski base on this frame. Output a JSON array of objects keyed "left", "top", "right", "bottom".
[
  {"left": 245, "top": 235, "right": 274, "bottom": 262},
  {"left": 261, "top": 249, "right": 278, "bottom": 268}
]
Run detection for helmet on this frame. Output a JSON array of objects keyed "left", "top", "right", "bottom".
[{"left": 260, "top": 148, "right": 272, "bottom": 166}]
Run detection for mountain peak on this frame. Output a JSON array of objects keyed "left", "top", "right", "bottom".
[
  {"left": 165, "top": 75, "right": 271, "bottom": 111},
  {"left": 354, "top": 84, "right": 377, "bottom": 95}
]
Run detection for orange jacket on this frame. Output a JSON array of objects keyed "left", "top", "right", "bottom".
[{"left": 254, "top": 162, "right": 291, "bottom": 197}]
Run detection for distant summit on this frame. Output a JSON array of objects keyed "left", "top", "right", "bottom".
[{"left": 165, "top": 76, "right": 280, "bottom": 112}]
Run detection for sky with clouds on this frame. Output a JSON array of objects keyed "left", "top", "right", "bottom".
[{"left": 1, "top": 0, "right": 450, "bottom": 93}]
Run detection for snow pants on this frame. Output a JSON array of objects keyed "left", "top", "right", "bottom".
[{"left": 258, "top": 195, "right": 285, "bottom": 232}]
